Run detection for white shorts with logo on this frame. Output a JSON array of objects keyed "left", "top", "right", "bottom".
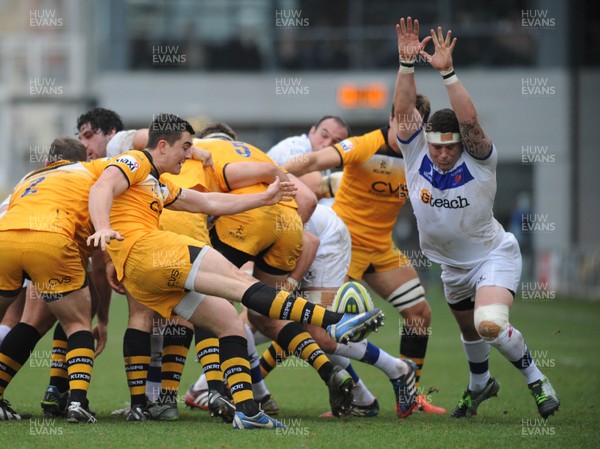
[{"left": 441, "top": 233, "right": 522, "bottom": 305}]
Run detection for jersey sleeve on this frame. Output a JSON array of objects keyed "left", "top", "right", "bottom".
[
  {"left": 463, "top": 144, "right": 497, "bottom": 180},
  {"left": 397, "top": 126, "right": 427, "bottom": 167},
  {"left": 108, "top": 152, "right": 151, "bottom": 187},
  {"left": 159, "top": 177, "right": 183, "bottom": 207},
  {"left": 333, "top": 130, "right": 385, "bottom": 167}
]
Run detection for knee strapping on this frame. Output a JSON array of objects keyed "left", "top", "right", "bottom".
[
  {"left": 473, "top": 304, "right": 509, "bottom": 341},
  {"left": 385, "top": 278, "right": 426, "bottom": 313}
]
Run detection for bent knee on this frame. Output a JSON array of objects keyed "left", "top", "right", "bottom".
[
  {"left": 476, "top": 320, "right": 502, "bottom": 340},
  {"left": 474, "top": 304, "right": 509, "bottom": 341}
]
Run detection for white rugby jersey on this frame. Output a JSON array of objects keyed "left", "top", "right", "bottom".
[
  {"left": 268, "top": 133, "right": 332, "bottom": 177},
  {"left": 398, "top": 128, "right": 505, "bottom": 269},
  {"left": 268, "top": 134, "right": 311, "bottom": 166},
  {"left": 106, "top": 129, "right": 137, "bottom": 158},
  {"left": 304, "top": 204, "right": 349, "bottom": 255},
  {"left": 268, "top": 134, "right": 333, "bottom": 206}
]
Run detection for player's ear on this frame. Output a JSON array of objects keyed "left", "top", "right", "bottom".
[{"left": 157, "top": 139, "right": 168, "bottom": 153}]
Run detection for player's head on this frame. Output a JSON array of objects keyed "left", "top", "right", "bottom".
[
  {"left": 76, "top": 108, "right": 124, "bottom": 160},
  {"left": 147, "top": 113, "right": 195, "bottom": 175},
  {"left": 308, "top": 116, "right": 350, "bottom": 151},
  {"left": 427, "top": 108, "right": 462, "bottom": 171},
  {"left": 46, "top": 137, "right": 87, "bottom": 166},
  {"left": 197, "top": 122, "right": 236, "bottom": 141}
]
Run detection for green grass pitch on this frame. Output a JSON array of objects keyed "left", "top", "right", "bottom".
[{"left": 1, "top": 288, "right": 599, "bottom": 449}]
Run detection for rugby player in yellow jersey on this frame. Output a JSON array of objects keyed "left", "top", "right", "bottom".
[
  {"left": 283, "top": 100, "right": 446, "bottom": 417},
  {"left": 188, "top": 123, "right": 357, "bottom": 417},
  {"left": 36, "top": 109, "right": 127, "bottom": 417},
  {"left": 0, "top": 138, "right": 113, "bottom": 420},
  {"left": 0, "top": 150, "right": 112, "bottom": 423},
  {"left": 87, "top": 113, "right": 384, "bottom": 429},
  {"left": 108, "top": 128, "right": 294, "bottom": 422}
]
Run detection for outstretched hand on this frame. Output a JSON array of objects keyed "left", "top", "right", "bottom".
[
  {"left": 264, "top": 176, "right": 297, "bottom": 205},
  {"left": 87, "top": 229, "right": 124, "bottom": 251},
  {"left": 396, "top": 17, "right": 431, "bottom": 62},
  {"left": 420, "top": 26, "right": 457, "bottom": 72}
]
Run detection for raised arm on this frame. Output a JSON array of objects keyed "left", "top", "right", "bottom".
[
  {"left": 393, "top": 17, "right": 431, "bottom": 141},
  {"left": 281, "top": 146, "right": 341, "bottom": 177},
  {"left": 169, "top": 177, "right": 297, "bottom": 215},
  {"left": 421, "top": 26, "right": 493, "bottom": 159}
]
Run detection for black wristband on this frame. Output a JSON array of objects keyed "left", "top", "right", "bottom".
[{"left": 442, "top": 70, "right": 456, "bottom": 79}]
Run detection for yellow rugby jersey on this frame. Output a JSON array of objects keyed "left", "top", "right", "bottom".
[
  {"left": 0, "top": 159, "right": 109, "bottom": 241},
  {"left": 106, "top": 150, "right": 182, "bottom": 279},
  {"left": 160, "top": 159, "right": 214, "bottom": 242},
  {"left": 195, "top": 138, "right": 298, "bottom": 209},
  {"left": 332, "top": 127, "right": 409, "bottom": 250}
]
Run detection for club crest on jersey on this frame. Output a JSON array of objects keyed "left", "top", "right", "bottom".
[
  {"left": 115, "top": 155, "right": 140, "bottom": 172},
  {"left": 339, "top": 140, "right": 354, "bottom": 152},
  {"left": 418, "top": 157, "right": 474, "bottom": 190}
]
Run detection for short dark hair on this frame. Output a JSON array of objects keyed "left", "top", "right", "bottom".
[
  {"left": 48, "top": 137, "right": 87, "bottom": 163},
  {"left": 76, "top": 108, "right": 124, "bottom": 135},
  {"left": 197, "top": 122, "right": 237, "bottom": 140},
  {"left": 312, "top": 115, "right": 351, "bottom": 136},
  {"left": 428, "top": 108, "right": 459, "bottom": 134},
  {"left": 147, "top": 113, "right": 195, "bottom": 149}
]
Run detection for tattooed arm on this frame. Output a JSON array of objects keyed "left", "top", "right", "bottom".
[
  {"left": 456, "top": 117, "right": 493, "bottom": 159},
  {"left": 421, "top": 25, "right": 493, "bottom": 159}
]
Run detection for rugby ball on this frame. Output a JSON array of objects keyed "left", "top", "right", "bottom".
[{"left": 332, "top": 281, "right": 374, "bottom": 314}]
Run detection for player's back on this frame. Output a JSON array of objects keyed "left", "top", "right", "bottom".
[
  {"left": 0, "top": 159, "right": 108, "bottom": 239},
  {"left": 197, "top": 138, "right": 276, "bottom": 195}
]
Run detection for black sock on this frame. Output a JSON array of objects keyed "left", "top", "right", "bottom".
[
  {"left": 0, "top": 323, "right": 42, "bottom": 397},
  {"left": 123, "top": 328, "right": 151, "bottom": 407}
]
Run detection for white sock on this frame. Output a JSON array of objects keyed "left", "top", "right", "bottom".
[
  {"left": 352, "top": 379, "right": 376, "bottom": 407},
  {"left": 372, "top": 351, "right": 407, "bottom": 379},
  {"left": 0, "top": 324, "right": 11, "bottom": 344},
  {"left": 193, "top": 373, "right": 208, "bottom": 391},
  {"left": 252, "top": 329, "right": 270, "bottom": 345},
  {"left": 334, "top": 339, "right": 367, "bottom": 359},
  {"left": 335, "top": 340, "right": 406, "bottom": 379},
  {"left": 491, "top": 325, "right": 543, "bottom": 385},
  {"left": 245, "top": 323, "right": 270, "bottom": 399},
  {"left": 461, "top": 336, "right": 491, "bottom": 392}
]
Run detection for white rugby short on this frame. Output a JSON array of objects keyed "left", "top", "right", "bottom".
[{"left": 441, "top": 233, "right": 522, "bottom": 305}]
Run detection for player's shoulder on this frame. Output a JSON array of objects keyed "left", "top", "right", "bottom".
[
  {"left": 270, "top": 134, "right": 310, "bottom": 151},
  {"left": 337, "top": 128, "right": 385, "bottom": 151}
]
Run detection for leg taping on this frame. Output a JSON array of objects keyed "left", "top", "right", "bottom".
[
  {"left": 474, "top": 304, "right": 509, "bottom": 341},
  {"left": 385, "top": 278, "right": 426, "bottom": 313}
]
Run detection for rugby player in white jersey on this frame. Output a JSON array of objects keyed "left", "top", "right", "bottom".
[
  {"left": 267, "top": 122, "right": 422, "bottom": 417},
  {"left": 268, "top": 116, "right": 349, "bottom": 204},
  {"left": 393, "top": 17, "right": 559, "bottom": 419}
]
